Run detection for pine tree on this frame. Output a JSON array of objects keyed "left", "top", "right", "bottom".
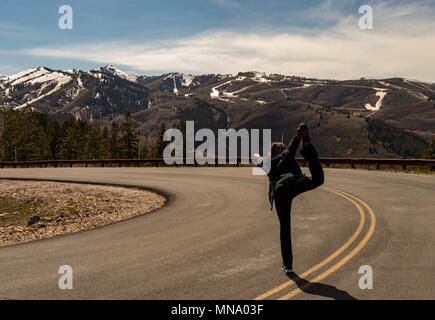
[
  {"left": 423, "top": 139, "right": 435, "bottom": 159},
  {"left": 119, "top": 111, "right": 139, "bottom": 159},
  {"left": 109, "top": 121, "right": 120, "bottom": 159},
  {"left": 86, "top": 121, "right": 107, "bottom": 159},
  {"left": 59, "top": 127, "right": 79, "bottom": 160},
  {"left": 102, "top": 126, "right": 110, "bottom": 159},
  {"left": 179, "top": 120, "right": 187, "bottom": 152},
  {"left": 59, "top": 120, "right": 87, "bottom": 160},
  {"left": 45, "top": 116, "right": 62, "bottom": 160},
  {"left": 1, "top": 110, "right": 24, "bottom": 161},
  {"left": 21, "top": 113, "right": 49, "bottom": 160},
  {"left": 0, "top": 111, "right": 5, "bottom": 160},
  {"left": 155, "top": 122, "right": 168, "bottom": 158}
]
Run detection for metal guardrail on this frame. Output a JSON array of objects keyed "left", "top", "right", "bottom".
[
  {"left": 0, "top": 157, "right": 434, "bottom": 170},
  {"left": 317, "top": 158, "right": 435, "bottom": 170}
]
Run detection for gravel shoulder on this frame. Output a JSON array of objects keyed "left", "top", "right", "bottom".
[{"left": 0, "top": 179, "right": 166, "bottom": 246}]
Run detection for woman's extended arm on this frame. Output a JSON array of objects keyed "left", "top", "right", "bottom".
[
  {"left": 287, "top": 136, "right": 301, "bottom": 158},
  {"left": 279, "top": 136, "right": 300, "bottom": 160},
  {"left": 281, "top": 124, "right": 309, "bottom": 159}
]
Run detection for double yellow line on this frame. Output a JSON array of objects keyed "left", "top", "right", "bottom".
[{"left": 254, "top": 186, "right": 376, "bottom": 300}]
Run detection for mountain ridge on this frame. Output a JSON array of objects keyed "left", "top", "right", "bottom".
[{"left": 1, "top": 65, "right": 434, "bottom": 158}]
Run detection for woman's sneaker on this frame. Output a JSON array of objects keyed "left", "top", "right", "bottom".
[{"left": 281, "top": 265, "right": 294, "bottom": 273}]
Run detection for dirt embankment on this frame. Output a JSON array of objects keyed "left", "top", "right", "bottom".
[{"left": 0, "top": 180, "right": 166, "bottom": 246}]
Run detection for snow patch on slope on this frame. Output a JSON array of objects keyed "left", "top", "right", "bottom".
[
  {"left": 252, "top": 72, "right": 270, "bottom": 83},
  {"left": 403, "top": 79, "right": 433, "bottom": 97},
  {"left": 181, "top": 74, "right": 195, "bottom": 87},
  {"left": 365, "top": 88, "right": 387, "bottom": 111},
  {"left": 210, "top": 80, "right": 233, "bottom": 100},
  {"left": 13, "top": 75, "right": 72, "bottom": 110},
  {"left": 2, "top": 67, "right": 71, "bottom": 87},
  {"left": 28, "top": 71, "right": 69, "bottom": 85},
  {"left": 5, "top": 68, "right": 39, "bottom": 82},
  {"left": 210, "top": 76, "right": 249, "bottom": 100},
  {"left": 380, "top": 80, "right": 429, "bottom": 101},
  {"left": 77, "top": 75, "right": 83, "bottom": 87},
  {"left": 173, "top": 74, "right": 179, "bottom": 94}
]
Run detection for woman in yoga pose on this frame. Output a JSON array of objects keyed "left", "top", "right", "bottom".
[{"left": 262, "top": 124, "right": 324, "bottom": 273}]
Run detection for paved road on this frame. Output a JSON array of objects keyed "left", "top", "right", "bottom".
[{"left": 0, "top": 167, "right": 434, "bottom": 300}]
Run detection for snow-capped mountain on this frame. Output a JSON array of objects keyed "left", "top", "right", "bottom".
[
  {"left": 0, "top": 67, "right": 73, "bottom": 110},
  {"left": 1, "top": 67, "right": 70, "bottom": 86},
  {"left": 1, "top": 66, "right": 434, "bottom": 118},
  {"left": 90, "top": 65, "right": 138, "bottom": 83},
  {"left": 0, "top": 65, "right": 434, "bottom": 158},
  {"left": 0, "top": 66, "right": 151, "bottom": 118},
  {"left": 136, "top": 72, "right": 204, "bottom": 93}
]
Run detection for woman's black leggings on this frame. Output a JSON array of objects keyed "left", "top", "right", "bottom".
[{"left": 274, "top": 149, "right": 324, "bottom": 268}]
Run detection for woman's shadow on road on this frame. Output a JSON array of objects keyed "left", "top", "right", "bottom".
[{"left": 286, "top": 272, "right": 357, "bottom": 300}]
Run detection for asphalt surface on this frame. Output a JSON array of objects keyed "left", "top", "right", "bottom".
[{"left": 0, "top": 167, "right": 434, "bottom": 300}]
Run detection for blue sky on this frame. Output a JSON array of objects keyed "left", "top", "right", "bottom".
[{"left": 1, "top": 0, "right": 434, "bottom": 81}]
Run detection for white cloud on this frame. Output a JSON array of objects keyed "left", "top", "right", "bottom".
[
  {"left": 212, "top": 0, "right": 240, "bottom": 9},
  {"left": 21, "top": 1, "right": 435, "bottom": 81},
  {"left": 0, "top": 22, "right": 30, "bottom": 37}
]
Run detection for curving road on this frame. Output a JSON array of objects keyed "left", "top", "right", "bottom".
[{"left": 0, "top": 167, "right": 434, "bottom": 300}]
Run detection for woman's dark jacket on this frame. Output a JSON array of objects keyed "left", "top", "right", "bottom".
[{"left": 259, "top": 136, "right": 303, "bottom": 210}]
